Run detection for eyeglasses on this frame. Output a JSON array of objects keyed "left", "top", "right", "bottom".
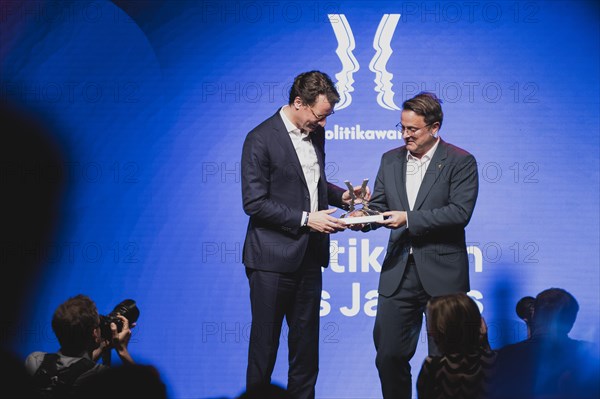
[
  {"left": 396, "top": 122, "right": 434, "bottom": 136},
  {"left": 308, "top": 106, "right": 335, "bottom": 122}
]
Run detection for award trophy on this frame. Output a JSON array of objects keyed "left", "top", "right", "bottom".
[{"left": 339, "top": 179, "right": 384, "bottom": 225}]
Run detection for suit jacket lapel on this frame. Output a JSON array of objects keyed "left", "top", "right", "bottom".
[
  {"left": 413, "top": 139, "right": 448, "bottom": 210},
  {"left": 394, "top": 148, "right": 411, "bottom": 211},
  {"left": 311, "top": 129, "right": 325, "bottom": 181},
  {"left": 314, "top": 141, "right": 325, "bottom": 187},
  {"left": 311, "top": 129, "right": 328, "bottom": 208},
  {"left": 271, "top": 111, "right": 308, "bottom": 188}
]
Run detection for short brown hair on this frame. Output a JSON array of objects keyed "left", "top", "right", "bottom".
[
  {"left": 403, "top": 92, "right": 443, "bottom": 128},
  {"left": 51, "top": 294, "right": 99, "bottom": 355},
  {"left": 288, "top": 71, "right": 340, "bottom": 107},
  {"left": 533, "top": 288, "right": 579, "bottom": 335},
  {"left": 427, "top": 292, "right": 481, "bottom": 354}
]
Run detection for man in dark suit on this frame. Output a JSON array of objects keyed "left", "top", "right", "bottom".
[
  {"left": 241, "top": 71, "right": 364, "bottom": 399},
  {"left": 367, "top": 92, "right": 479, "bottom": 398}
]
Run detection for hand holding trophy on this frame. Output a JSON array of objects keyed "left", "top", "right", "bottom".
[{"left": 340, "top": 179, "right": 383, "bottom": 226}]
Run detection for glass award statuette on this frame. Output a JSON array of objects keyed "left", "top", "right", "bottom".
[{"left": 340, "top": 179, "right": 384, "bottom": 225}]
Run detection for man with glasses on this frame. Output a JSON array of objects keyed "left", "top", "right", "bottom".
[
  {"left": 241, "top": 70, "right": 365, "bottom": 399},
  {"left": 366, "top": 92, "right": 479, "bottom": 399}
]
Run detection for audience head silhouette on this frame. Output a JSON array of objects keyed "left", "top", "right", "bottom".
[
  {"left": 492, "top": 287, "right": 599, "bottom": 399},
  {"left": 532, "top": 287, "right": 578, "bottom": 337},
  {"left": 0, "top": 102, "right": 66, "bottom": 398},
  {"left": 417, "top": 293, "right": 495, "bottom": 399},
  {"left": 1, "top": 103, "right": 66, "bottom": 347},
  {"left": 52, "top": 294, "right": 101, "bottom": 356},
  {"left": 427, "top": 292, "right": 483, "bottom": 354},
  {"left": 76, "top": 364, "right": 168, "bottom": 398}
]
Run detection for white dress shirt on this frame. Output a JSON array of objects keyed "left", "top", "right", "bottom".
[
  {"left": 406, "top": 138, "right": 440, "bottom": 211},
  {"left": 406, "top": 138, "right": 440, "bottom": 252},
  {"left": 279, "top": 106, "right": 319, "bottom": 226}
]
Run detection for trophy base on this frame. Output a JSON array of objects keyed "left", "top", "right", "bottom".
[{"left": 340, "top": 214, "right": 384, "bottom": 225}]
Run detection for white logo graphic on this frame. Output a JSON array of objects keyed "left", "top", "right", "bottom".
[
  {"left": 327, "top": 14, "right": 359, "bottom": 111},
  {"left": 328, "top": 14, "right": 401, "bottom": 111},
  {"left": 370, "top": 14, "right": 401, "bottom": 110}
]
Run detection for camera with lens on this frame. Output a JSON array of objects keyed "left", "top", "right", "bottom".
[
  {"left": 516, "top": 295, "right": 536, "bottom": 337},
  {"left": 99, "top": 299, "right": 140, "bottom": 341},
  {"left": 516, "top": 296, "right": 535, "bottom": 322}
]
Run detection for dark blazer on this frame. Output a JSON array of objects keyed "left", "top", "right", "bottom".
[
  {"left": 492, "top": 335, "right": 600, "bottom": 399},
  {"left": 369, "top": 139, "right": 479, "bottom": 297},
  {"left": 241, "top": 110, "right": 345, "bottom": 273}
]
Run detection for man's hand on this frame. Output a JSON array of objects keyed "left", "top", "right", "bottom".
[
  {"left": 111, "top": 315, "right": 131, "bottom": 351},
  {"left": 378, "top": 211, "right": 407, "bottom": 229},
  {"left": 307, "top": 209, "right": 346, "bottom": 233},
  {"left": 92, "top": 339, "right": 109, "bottom": 362},
  {"left": 110, "top": 314, "right": 135, "bottom": 364},
  {"left": 342, "top": 184, "right": 371, "bottom": 206}
]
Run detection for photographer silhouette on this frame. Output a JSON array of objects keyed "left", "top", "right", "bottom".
[{"left": 25, "top": 295, "right": 136, "bottom": 398}]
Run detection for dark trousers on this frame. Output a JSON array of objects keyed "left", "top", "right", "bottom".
[
  {"left": 374, "top": 255, "right": 438, "bottom": 399},
  {"left": 246, "top": 234, "right": 322, "bottom": 399}
]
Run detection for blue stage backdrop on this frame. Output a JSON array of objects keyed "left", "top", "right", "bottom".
[{"left": 1, "top": 1, "right": 598, "bottom": 398}]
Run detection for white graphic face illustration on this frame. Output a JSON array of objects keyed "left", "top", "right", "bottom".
[{"left": 328, "top": 13, "right": 401, "bottom": 111}]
